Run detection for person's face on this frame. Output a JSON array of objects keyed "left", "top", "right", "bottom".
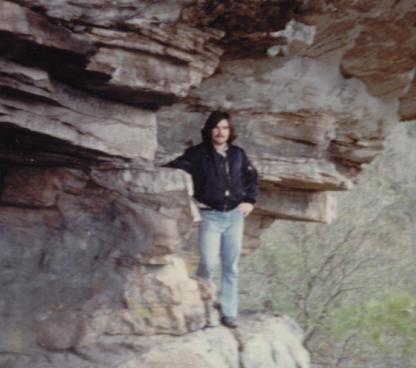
[{"left": 211, "top": 119, "right": 230, "bottom": 145}]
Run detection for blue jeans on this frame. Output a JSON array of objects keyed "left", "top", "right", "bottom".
[{"left": 196, "top": 207, "right": 244, "bottom": 318}]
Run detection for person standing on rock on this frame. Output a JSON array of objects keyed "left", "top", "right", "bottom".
[{"left": 165, "top": 111, "right": 258, "bottom": 328}]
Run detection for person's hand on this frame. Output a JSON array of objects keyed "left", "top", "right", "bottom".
[{"left": 238, "top": 202, "right": 254, "bottom": 217}]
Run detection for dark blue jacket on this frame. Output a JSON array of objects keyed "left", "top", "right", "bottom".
[{"left": 165, "top": 142, "right": 258, "bottom": 211}]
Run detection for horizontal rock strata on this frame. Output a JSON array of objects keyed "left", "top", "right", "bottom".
[
  {"left": 0, "top": 59, "right": 156, "bottom": 163},
  {"left": 0, "top": 0, "right": 223, "bottom": 107},
  {"left": 1, "top": 1, "right": 416, "bottom": 367}
]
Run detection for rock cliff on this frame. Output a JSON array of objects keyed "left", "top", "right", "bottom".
[{"left": 0, "top": 1, "right": 415, "bottom": 367}]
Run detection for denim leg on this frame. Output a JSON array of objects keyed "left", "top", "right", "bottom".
[
  {"left": 196, "top": 212, "right": 223, "bottom": 283},
  {"left": 220, "top": 209, "right": 244, "bottom": 317}
]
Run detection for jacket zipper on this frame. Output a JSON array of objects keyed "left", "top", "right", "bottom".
[{"left": 224, "top": 153, "right": 231, "bottom": 211}]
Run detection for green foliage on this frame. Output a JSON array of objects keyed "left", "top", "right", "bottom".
[
  {"left": 332, "top": 290, "right": 416, "bottom": 354},
  {"left": 240, "top": 124, "right": 416, "bottom": 368}
]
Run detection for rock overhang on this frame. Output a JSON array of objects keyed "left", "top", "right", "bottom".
[
  {"left": 0, "top": 0, "right": 414, "bottom": 239},
  {"left": 0, "top": 1, "right": 416, "bottom": 366}
]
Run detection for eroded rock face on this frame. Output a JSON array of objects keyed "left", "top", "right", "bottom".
[
  {"left": 0, "top": 60, "right": 157, "bottom": 163},
  {"left": 1, "top": 0, "right": 415, "bottom": 367},
  {"left": 1, "top": 314, "right": 309, "bottom": 368},
  {"left": 156, "top": 0, "right": 415, "bottom": 249},
  {"left": 0, "top": 1, "right": 223, "bottom": 107},
  {"left": 0, "top": 167, "right": 203, "bottom": 352}
]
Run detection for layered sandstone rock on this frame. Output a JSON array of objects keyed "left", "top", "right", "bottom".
[
  {"left": 1, "top": 0, "right": 415, "bottom": 367},
  {"left": 0, "top": 1, "right": 223, "bottom": 107}
]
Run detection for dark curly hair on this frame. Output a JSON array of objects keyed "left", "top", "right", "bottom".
[{"left": 200, "top": 111, "right": 237, "bottom": 144}]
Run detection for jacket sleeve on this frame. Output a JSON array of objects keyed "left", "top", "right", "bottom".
[
  {"left": 162, "top": 148, "right": 194, "bottom": 174},
  {"left": 242, "top": 151, "right": 259, "bottom": 204}
]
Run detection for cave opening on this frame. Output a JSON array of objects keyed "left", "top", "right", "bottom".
[
  {"left": 0, "top": 30, "right": 113, "bottom": 100},
  {"left": 0, "top": 123, "right": 116, "bottom": 170}
]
